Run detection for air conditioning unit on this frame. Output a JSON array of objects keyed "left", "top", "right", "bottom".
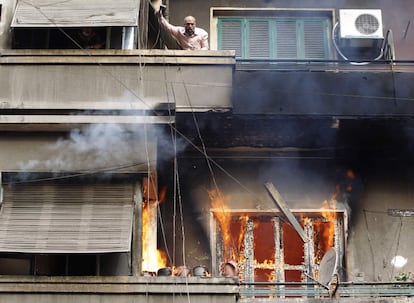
[{"left": 339, "top": 9, "right": 383, "bottom": 39}]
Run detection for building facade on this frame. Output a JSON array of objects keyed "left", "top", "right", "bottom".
[{"left": 0, "top": 0, "right": 414, "bottom": 302}]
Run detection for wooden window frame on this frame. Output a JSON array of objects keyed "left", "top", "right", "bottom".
[{"left": 211, "top": 7, "right": 336, "bottom": 60}]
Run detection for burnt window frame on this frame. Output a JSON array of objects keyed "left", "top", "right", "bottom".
[{"left": 210, "top": 209, "right": 347, "bottom": 287}]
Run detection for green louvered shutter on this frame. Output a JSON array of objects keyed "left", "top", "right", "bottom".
[
  {"left": 219, "top": 19, "right": 242, "bottom": 58},
  {"left": 218, "top": 15, "right": 330, "bottom": 60},
  {"left": 275, "top": 20, "right": 298, "bottom": 59},
  {"left": 303, "top": 20, "right": 328, "bottom": 59},
  {"left": 248, "top": 20, "right": 270, "bottom": 58}
]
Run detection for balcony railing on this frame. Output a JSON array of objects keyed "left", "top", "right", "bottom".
[{"left": 239, "top": 281, "right": 414, "bottom": 301}]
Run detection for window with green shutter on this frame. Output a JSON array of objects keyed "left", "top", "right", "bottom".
[
  {"left": 220, "top": 20, "right": 242, "bottom": 57},
  {"left": 218, "top": 16, "right": 330, "bottom": 60},
  {"left": 248, "top": 20, "right": 270, "bottom": 58}
]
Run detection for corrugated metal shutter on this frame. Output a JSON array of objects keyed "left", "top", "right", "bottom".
[
  {"left": 0, "top": 183, "right": 134, "bottom": 253},
  {"left": 248, "top": 21, "right": 270, "bottom": 58},
  {"left": 275, "top": 20, "right": 298, "bottom": 59},
  {"left": 303, "top": 20, "right": 327, "bottom": 59},
  {"left": 220, "top": 20, "right": 242, "bottom": 58},
  {"left": 11, "top": 0, "right": 140, "bottom": 27}
]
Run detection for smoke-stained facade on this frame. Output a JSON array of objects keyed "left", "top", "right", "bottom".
[
  {"left": 158, "top": 0, "right": 414, "bottom": 292},
  {"left": 0, "top": 0, "right": 413, "bottom": 302}
]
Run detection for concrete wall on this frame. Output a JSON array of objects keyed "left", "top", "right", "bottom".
[
  {"left": 167, "top": 0, "right": 414, "bottom": 60},
  {"left": 0, "top": 56, "right": 232, "bottom": 112},
  {"left": 0, "top": 51, "right": 233, "bottom": 113},
  {"left": 347, "top": 164, "right": 414, "bottom": 282}
]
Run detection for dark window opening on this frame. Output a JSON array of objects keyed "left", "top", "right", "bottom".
[
  {"left": 0, "top": 254, "right": 32, "bottom": 275},
  {"left": 0, "top": 253, "right": 131, "bottom": 276},
  {"left": 12, "top": 27, "right": 135, "bottom": 50}
]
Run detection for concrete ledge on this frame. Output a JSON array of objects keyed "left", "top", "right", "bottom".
[
  {"left": 0, "top": 276, "right": 239, "bottom": 294},
  {"left": 0, "top": 276, "right": 239, "bottom": 303},
  {"left": 0, "top": 50, "right": 236, "bottom": 65},
  {"left": 0, "top": 115, "right": 175, "bottom": 131}
]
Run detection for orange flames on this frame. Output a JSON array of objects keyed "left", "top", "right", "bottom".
[
  {"left": 141, "top": 175, "right": 168, "bottom": 272},
  {"left": 209, "top": 187, "right": 278, "bottom": 281},
  {"left": 142, "top": 174, "right": 167, "bottom": 203},
  {"left": 209, "top": 188, "right": 233, "bottom": 260},
  {"left": 237, "top": 215, "right": 249, "bottom": 257},
  {"left": 345, "top": 169, "right": 355, "bottom": 192},
  {"left": 142, "top": 201, "right": 168, "bottom": 272},
  {"left": 209, "top": 169, "right": 353, "bottom": 282},
  {"left": 317, "top": 169, "right": 354, "bottom": 250},
  {"left": 317, "top": 200, "right": 337, "bottom": 250},
  {"left": 254, "top": 259, "right": 275, "bottom": 269},
  {"left": 209, "top": 188, "right": 248, "bottom": 262},
  {"left": 312, "top": 169, "right": 354, "bottom": 256}
]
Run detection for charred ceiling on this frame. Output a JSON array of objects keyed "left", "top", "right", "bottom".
[
  {"left": 232, "top": 69, "right": 414, "bottom": 117},
  {"left": 176, "top": 114, "right": 336, "bottom": 148},
  {"left": 175, "top": 113, "right": 414, "bottom": 163}
]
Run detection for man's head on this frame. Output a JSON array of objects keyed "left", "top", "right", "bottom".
[{"left": 183, "top": 16, "right": 196, "bottom": 36}]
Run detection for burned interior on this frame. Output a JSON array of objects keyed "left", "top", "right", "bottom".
[{"left": 211, "top": 207, "right": 346, "bottom": 284}]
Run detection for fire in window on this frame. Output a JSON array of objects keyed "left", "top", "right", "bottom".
[{"left": 210, "top": 193, "right": 347, "bottom": 286}]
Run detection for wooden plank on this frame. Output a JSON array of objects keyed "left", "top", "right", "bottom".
[{"left": 264, "top": 182, "right": 309, "bottom": 243}]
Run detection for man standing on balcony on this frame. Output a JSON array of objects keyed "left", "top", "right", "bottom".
[{"left": 155, "top": 10, "right": 209, "bottom": 50}]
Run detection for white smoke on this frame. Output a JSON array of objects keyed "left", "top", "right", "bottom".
[
  {"left": 14, "top": 122, "right": 180, "bottom": 179},
  {"left": 52, "top": 123, "right": 139, "bottom": 171}
]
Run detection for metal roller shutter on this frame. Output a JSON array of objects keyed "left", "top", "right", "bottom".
[
  {"left": 11, "top": 0, "right": 140, "bottom": 27},
  {"left": 0, "top": 183, "right": 134, "bottom": 253}
]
